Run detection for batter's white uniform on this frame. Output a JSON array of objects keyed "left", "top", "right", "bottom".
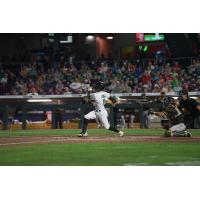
[{"left": 84, "top": 91, "right": 110, "bottom": 129}]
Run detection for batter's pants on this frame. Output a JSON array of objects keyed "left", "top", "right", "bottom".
[{"left": 84, "top": 110, "right": 110, "bottom": 129}]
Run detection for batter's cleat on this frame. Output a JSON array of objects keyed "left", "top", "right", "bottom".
[
  {"left": 78, "top": 132, "right": 88, "bottom": 137},
  {"left": 77, "top": 133, "right": 83, "bottom": 137},
  {"left": 185, "top": 131, "right": 192, "bottom": 137},
  {"left": 118, "top": 131, "right": 124, "bottom": 137},
  {"left": 97, "top": 124, "right": 102, "bottom": 129}
]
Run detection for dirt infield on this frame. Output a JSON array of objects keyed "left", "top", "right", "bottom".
[{"left": 0, "top": 135, "right": 200, "bottom": 147}]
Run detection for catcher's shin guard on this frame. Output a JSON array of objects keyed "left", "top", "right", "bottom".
[
  {"left": 173, "top": 130, "right": 192, "bottom": 137},
  {"left": 164, "top": 130, "right": 174, "bottom": 137}
]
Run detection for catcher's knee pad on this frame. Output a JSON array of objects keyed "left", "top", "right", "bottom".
[{"left": 164, "top": 130, "right": 174, "bottom": 137}]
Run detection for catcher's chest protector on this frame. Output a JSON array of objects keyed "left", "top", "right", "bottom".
[
  {"left": 165, "top": 105, "right": 184, "bottom": 124},
  {"left": 165, "top": 105, "right": 177, "bottom": 118}
]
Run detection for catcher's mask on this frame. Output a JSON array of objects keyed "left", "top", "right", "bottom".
[{"left": 163, "top": 97, "right": 175, "bottom": 107}]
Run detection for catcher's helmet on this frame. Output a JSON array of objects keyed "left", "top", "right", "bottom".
[{"left": 163, "top": 97, "right": 176, "bottom": 106}]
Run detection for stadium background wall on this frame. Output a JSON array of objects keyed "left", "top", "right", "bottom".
[
  {"left": 0, "top": 101, "right": 145, "bottom": 130},
  {"left": 0, "top": 93, "right": 199, "bottom": 130}
]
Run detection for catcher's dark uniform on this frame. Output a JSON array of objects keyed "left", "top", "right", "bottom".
[
  {"left": 162, "top": 105, "right": 185, "bottom": 128},
  {"left": 160, "top": 97, "right": 191, "bottom": 137}
]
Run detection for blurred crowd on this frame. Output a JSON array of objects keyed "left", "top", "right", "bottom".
[{"left": 0, "top": 52, "right": 200, "bottom": 95}]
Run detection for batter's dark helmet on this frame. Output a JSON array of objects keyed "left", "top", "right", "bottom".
[{"left": 93, "top": 80, "right": 105, "bottom": 91}]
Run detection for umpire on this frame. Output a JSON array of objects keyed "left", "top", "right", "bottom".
[{"left": 178, "top": 90, "right": 200, "bottom": 128}]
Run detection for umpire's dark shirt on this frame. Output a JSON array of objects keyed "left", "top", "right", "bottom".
[{"left": 179, "top": 98, "right": 200, "bottom": 117}]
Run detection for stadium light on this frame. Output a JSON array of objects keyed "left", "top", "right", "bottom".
[
  {"left": 27, "top": 99, "right": 52, "bottom": 102},
  {"left": 173, "top": 96, "right": 198, "bottom": 100},
  {"left": 59, "top": 35, "right": 73, "bottom": 44},
  {"left": 86, "top": 35, "right": 95, "bottom": 40},
  {"left": 106, "top": 36, "right": 113, "bottom": 40},
  {"left": 59, "top": 40, "right": 68, "bottom": 43}
]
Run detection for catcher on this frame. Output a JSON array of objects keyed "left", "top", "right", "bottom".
[{"left": 150, "top": 97, "right": 192, "bottom": 137}]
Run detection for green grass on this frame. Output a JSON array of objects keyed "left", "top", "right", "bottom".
[
  {"left": 0, "top": 128, "right": 200, "bottom": 137},
  {"left": 0, "top": 142, "right": 200, "bottom": 166},
  {"left": 0, "top": 129, "right": 200, "bottom": 166}
]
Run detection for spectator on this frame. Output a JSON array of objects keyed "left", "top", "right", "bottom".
[
  {"left": 112, "top": 81, "right": 124, "bottom": 93},
  {"left": 0, "top": 50, "right": 199, "bottom": 95},
  {"left": 121, "top": 82, "right": 132, "bottom": 93},
  {"left": 27, "top": 87, "right": 39, "bottom": 96},
  {"left": 152, "top": 84, "right": 161, "bottom": 93},
  {"left": 161, "top": 83, "right": 174, "bottom": 93},
  {"left": 63, "top": 87, "right": 72, "bottom": 95},
  {"left": 141, "top": 71, "right": 151, "bottom": 85}
]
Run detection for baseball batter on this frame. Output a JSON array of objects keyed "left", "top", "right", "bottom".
[{"left": 78, "top": 81, "right": 124, "bottom": 137}]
